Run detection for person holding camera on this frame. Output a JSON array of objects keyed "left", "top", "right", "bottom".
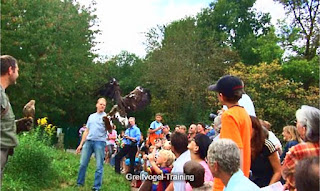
[{"left": 115, "top": 117, "right": 141, "bottom": 175}]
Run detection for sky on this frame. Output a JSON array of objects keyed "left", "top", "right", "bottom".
[{"left": 77, "top": 0, "right": 286, "bottom": 59}]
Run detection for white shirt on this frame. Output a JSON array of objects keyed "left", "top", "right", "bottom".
[
  {"left": 172, "top": 150, "right": 191, "bottom": 191},
  {"left": 268, "top": 131, "right": 282, "bottom": 155},
  {"left": 223, "top": 94, "right": 256, "bottom": 117}
]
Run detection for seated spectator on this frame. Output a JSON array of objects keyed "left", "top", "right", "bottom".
[
  {"left": 205, "top": 125, "right": 215, "bottom": 138},
  {"left": 183, "top": 161, "right": 213, "bottom": 191},
  {"left": 295, "top": 156, "right": 319, "bottom": 191},
  {"left": 280, "top": 125, "right": 302, "bottom": 162},
  {"left": 162, "top": 125, "right": 171, "bottom": 141},
  {"left": 207, "top": 139, "right": 260, "bottom": 191},
  {"left": 179, "top": 125, "right": 187, "bottom": 134},
  {"left": 282, "top": 105, "right": 320, "bottom": 191},
  {"left": 174, "top": 125, "right": 180, "bottom": 132},
  {"left": 186, "top": 133, "right": 213, "bottom": 191},
  {"left": 197, "top": 122, "right": 206, "bottom": 135},
  {"left": 163, "top": 141, "right": 171, "bottom": 150},
  {"left": 212, "top": 115, "right": 222, "bottom": 141},
  {"left": 188, "top": 124, "right": 197, "bottom": 140},
  {"left": 166, "top": 132, "right": 191, "bottom": 191},
  {"left": 250, "top": 116, "right": 281, "bottom": 187},
  {"left": 145, "top": 149, "right": 175, "bottom": 191}
]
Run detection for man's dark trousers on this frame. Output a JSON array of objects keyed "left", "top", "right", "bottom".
[{"left": 115, "top": 144, "right": 137, "bottom": 174}]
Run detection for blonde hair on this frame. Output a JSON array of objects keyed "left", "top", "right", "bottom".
[
  {"left": 283, "top": 125, "right": 302, "bottom": 143},
  {"left": 179, "top": 125, "right": 187, "bottom": 131},
  {"left": 159, "top": 149, "right": 175, "bottom": 166}
]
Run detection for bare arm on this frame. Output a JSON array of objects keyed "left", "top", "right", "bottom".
[
  {"left": 76, "top": 128, "right": 89, "bottom": 154},
  {"left": 240, "top": 148, "right": 244, "bottom": 170},
  {"left": 268, "top": 151, "right": 282, "bottom": 185},
  {"left": 148, "top": 126, "right": 162, "bottom": 133},
  {"left": 165, "top": 182, "right": 174, "bottom": 191}
]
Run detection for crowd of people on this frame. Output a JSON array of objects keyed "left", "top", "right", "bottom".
[
  {"left": 1, "top": 55, "right": 318, "bottom": 191},
  {"left": 74, "top": 75, "right": 319, "bottom": 191}
]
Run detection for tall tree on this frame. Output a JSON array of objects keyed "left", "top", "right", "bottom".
[
  {"left": 144, "top": 17, "right": 238, "bottom": 125},
  {"left": 197, "top": 0, "right": 280, "bottom": 65},
  {"left": 1, "top": 0, "right": 104, "bottom": 126},
  {"left": 275, "top": 0, "right": 320, "bottom": 60}
]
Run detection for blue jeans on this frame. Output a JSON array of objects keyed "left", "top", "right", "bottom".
[{"left": 77, "top": 140, "right": 106, "bottom": 190}]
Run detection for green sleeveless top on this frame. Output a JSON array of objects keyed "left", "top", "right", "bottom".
[{"left": 1, "top": 85, "right": 18, "bottom": 148}]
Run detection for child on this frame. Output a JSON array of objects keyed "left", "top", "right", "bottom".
[
  {"left": 208, "top": 75, "right": 252, "bottom": 191},
  {"left": 146, "top": 149, "right": 175, "bottom": 191},
  {"left": 183, "top": 161, "right": 213, "bottom": 191}
]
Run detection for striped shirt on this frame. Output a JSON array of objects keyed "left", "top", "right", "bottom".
[{"left": 282, "top": 142, "right": 320, "bottom": 179}]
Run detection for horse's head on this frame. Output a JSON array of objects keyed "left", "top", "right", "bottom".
[{"left": 98, "top": 78, "right": 121, "bottom": 99}]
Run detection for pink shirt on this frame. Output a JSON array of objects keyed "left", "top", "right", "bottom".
[
  {"left": 107, "top": 130, "right": 117, "bottom": 145},
  {"left": 185, "top": 160, "right": 214, "bottom": 191}
]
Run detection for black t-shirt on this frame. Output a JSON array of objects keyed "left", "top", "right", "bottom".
[{"left": 250, "top": 139, "right": 277, "bottom": 187}]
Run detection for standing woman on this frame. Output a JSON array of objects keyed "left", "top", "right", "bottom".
[
  {"left": 250, "top": 116, "right": 281, "bottom": 187},
  {"left": 280, "top": 126, "right": 301, "bottom": 162}
]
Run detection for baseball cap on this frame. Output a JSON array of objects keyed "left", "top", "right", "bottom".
[{"left": 208, "top": 75, "right": 244, "bottom": 97}]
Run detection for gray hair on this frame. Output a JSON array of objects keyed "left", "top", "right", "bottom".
[
  {"left": 213, "top": 115, "right": 222, "bottom": 133},
  {"left": 296, "top": 105, "right": 320, "bottom": 142},
  {"left": 207, "top": 138, "right": 240, "bottom": 175}
]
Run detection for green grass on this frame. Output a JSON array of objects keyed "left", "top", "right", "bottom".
[{"left": 2, "top": 131, "right": 130, "bottom": 191}]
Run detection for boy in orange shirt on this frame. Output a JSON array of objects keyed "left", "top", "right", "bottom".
[{"left": 208, "top": 75, "right": 252, "bottom": 191}]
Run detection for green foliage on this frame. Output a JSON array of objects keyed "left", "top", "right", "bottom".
[
  {"left": 144, "top": 17, "right": 238, "bottom": 126},
  {"left": 2, "top": 132, "right": 58, "bottom": 190},
  {"left": 1, "top": 0, "right": 107, "bottom": 127},
  {"left": 2, "top": 132, "right": 130, "bottom": 190},
  {"left": 281, "top": 56, "right": 320, "bottom": 89},
  {"left": 274, "top": 0, "right": 320, "bottom": 60},
  {"left": 226, "top": 61, "right": 319, "bottom": 134},
  {"left": 253, "top": 27, "right": 284, "bottom": 63},
  {"left": 197, "top": 0, "right": 275, "bottom": 65}
]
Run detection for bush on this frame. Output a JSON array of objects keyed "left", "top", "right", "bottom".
[{"left": 2, "top": 131, "right": 59, "bottom": 190}]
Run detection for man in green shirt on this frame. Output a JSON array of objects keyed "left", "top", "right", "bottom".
[{"left": 0, "top": 55, "right": 20, "bottom": 185}]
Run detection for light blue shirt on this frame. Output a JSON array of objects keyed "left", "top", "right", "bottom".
[
  {"left": 86, "top": 112, "right": 107, "bottom": 142},
  {"left": 224, "top": 170, "right": 260, "bottom": 191},
  {"left": 123, "top": 125, "right": 141, "bottom": 145},
  {"left": 149, "top": 121, "right": 162, "bottom": 135}
]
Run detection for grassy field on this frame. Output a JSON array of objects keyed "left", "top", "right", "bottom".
[{"left": 2, "top": 132, "right": 130, "bottom": 191}]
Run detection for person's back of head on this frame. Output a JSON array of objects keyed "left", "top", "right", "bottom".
[
  {"left": 194, "top": 133, "right": 212, "bottom": 160},
  {"left": 250, "top": 116, "right": 265, "bottom": 160},
  {"left": 171, "top": 132, "right": 188, "bottom": 155},
  {"left": 183, "top": 161, "right": 205, "bottom": 188},
  {"left": 283, "top": 125, "right": 302, "bottom": 143},
  {"left": 295, "top": 156, "right": 319, "bottom": 191},
  {"left": 213, "top": 115, "right": 222, "bottom": 133},
  {"left": 296, "top": 105, "right": 320, "bottom": 142},
  {"left": 208, "top": 75, "right": 244, "bottom": 104},
  {"left": 207, "top": 139, "right": 240, "bottom": 176}
]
